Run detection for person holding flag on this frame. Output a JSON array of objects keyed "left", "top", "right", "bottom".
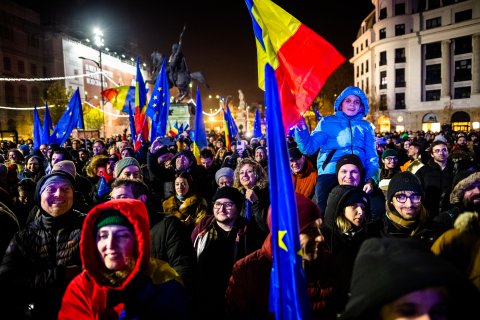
[{"left": 295, "top": 86, "right": 380, "bottom": 213}]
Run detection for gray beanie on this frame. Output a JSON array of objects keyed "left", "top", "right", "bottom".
[
  {"left": 114, "top": 157, "right": 141, "bottom": 178},
  {"left": 215, "top": 167, "right": 234, "bottom": 184}
]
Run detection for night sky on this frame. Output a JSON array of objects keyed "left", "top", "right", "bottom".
[{"left": 11, "top": 0, "right": 375, "bottom": 105}]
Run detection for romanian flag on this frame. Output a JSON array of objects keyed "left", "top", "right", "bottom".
[
  {"left": 134, "top": 56, "right": 149, "bottom": 150},
  {"left": 245, "top": 0, "right": 345, "bottom": 131},
  {"left": 169, "top": 121, "right": 179, "bottom": 137},
  {"left": 192, "top": 86, "right": 207, "bottom": 163},
  {"left": 101, "top": 86, "right": 135, "bottom": 112}
]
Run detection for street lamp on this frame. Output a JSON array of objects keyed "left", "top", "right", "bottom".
[{"left": 80, "top": 28, "right": 106, "bottom": 137}]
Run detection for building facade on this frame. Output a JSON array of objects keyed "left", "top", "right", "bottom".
[{"left": 350, "top": 0, "right": 480, "bottom": 133}]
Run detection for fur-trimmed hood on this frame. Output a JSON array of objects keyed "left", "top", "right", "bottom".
[
  {"left": 450, "top": 172, "right": 480, "bottom": 204},
  {"left": 453, "top": 211, "right": 479, "bottom": 233}
]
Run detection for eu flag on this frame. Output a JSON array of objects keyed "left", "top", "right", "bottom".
[
  {"left": 42, "top": 102, "right": 53, "bottom": 145},
  {"left": 192, "top": 86, "right": 207, "bottom": 162},
  {"left": 253, "top": 109, "right": 262, "bottom": 138},
  {"left": 146, "top": 58, "right": 170, "bottom": 138},
  {"left": 97, "top": 175, "right": 110, "bottom": 198},
  {"left": 50, "top": 88, "right": 83, "bottom": 146},
  {"left": 265, "top": 63, "right": 311, "bottom": 320},
  {"left": 33, "top": 106, "right": 42, "bottom": 149}
]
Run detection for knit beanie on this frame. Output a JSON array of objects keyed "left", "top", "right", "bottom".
[
  {"left": 52, "top": 160, "right": 76, "bottom": 179},
  {"left": 343, "top": 189, "right": 369, "bottom": 208},
  {"left": 335, "top": 154, "right": 365, "bottom": 179},
  {"left": 295, "top": 193, "right": 322, "bottom": 232},
  {"left": 34, "top": 171, "right": 75, "bottom": 204},
  {"left": 114, "top": 157, "right": 141, "bottom": 178},
  {"left": 267, "top": 193, "right": 322, "bottom": 232},
  {"left": 381, "top": 149, "right": 398, "bottom": 159},
  {"left": 212, "top": 186, "right": 244, "bottom": 211},
  {"left": 94, "top": 209, "right": 133, "bottom": 235},
  {"left": 387, "top": 171, "right": 423, "bottom": 202},
  {"left": 215, "top": 167, "right": 234, "bottom": 184},
  {"left": 288, "top": 147, "right": 303, "bottom": 161}
]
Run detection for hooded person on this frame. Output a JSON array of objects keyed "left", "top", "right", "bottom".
[
  {"left": 340, "top": 237, "right": 480, "bottom": 320},
  {"left": 58, "top": 199, "right": 189, "bottom": 319},
  {"left": 435, "top": 171, "right": 480, "bottom": 231},
  {"left": 335, "top": 154, "right": 386, "bottom": 222},
  {"left": 0, "top": 171, "right": 84, "bottom": 319},
  {"left": 225, "top": 193, "right": 337, "bottom": 320},
  {"left": 294, "top": 86, "right": 379, "bottom": 214},
  {"left": 323, "top": 185, "right": 375, "bottom": 314}
]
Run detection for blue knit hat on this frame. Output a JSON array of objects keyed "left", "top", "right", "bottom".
[{"left": 334, "top": 86, "right": 369, "bottom": 115}]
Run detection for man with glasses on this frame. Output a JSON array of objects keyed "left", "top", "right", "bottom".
[
  {"left": 191, "top": 186, "right": 256, "bottom": 318},
  {"left": 416, "top": 140, "right": 455, "bottom": 218},
  {"left": 378, "top": 149, "right": 401, "bottom": 197},
  {"left": 383, "top": 171, "right": 441, "bottom": 245}
]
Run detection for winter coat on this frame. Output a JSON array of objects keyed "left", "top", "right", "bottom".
[
  {"left": 432, "top": 211, "right": 480, "bottom": 289},
  {"left": 225, "top": 234, "right": 336, "bottom": 320},
  {"left": 435, "top": 171, "right": 480, "bottom": 231},
  {"left": 239, "top": 185, "right": 270, "bottom": 251},
  {"left": 0, "top": 201, "right": 19, "bottom": 261},
  {"left": 191, "top": 214, "right": 251, "bottom": 318},
  {"left": 0, "top": 209, "right": 84, "bottom": 320},
  {"left": 292, "top": 158, "right": 317, "bottom": 199},
  {"left": 150, "top": 212, "right": 197, "bottom": 300},
  {"left": 381, "top": 201, "right": 442, "bottom": 246},
  {"left": 295, "top": 102, "right": 379, "bottom": 184},
  {"left": 415, "top": 158, "right": 455, "bottom": 218},
  {"left": 162, "top": 193, "right": 208, "bottom": 233},
  {"left": 323, "top": 185, "right": 375, "bottom": 314},
  {"left": 59, "top": 199, "right": 189, "bottom": 320}
]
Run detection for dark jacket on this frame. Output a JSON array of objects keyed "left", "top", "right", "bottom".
[
  {"left": 191, "top": 214, "right": 251, "bottom": 318},
  {"left": 0, "top": 209, "right": 84, "bottom": 320},
  {"left": 59, "top": 199, "right": 189, "bottom": 320},
  {"left": 323, "top": 185, "right": 375, "bottom": 314},
  {"left": 225, "top": 234, "right": 336, "bottom": 320},
  {"left": 415, "top": 158, "right": 455, "bottom": 218},
  {"left": 150, "top": 212, "right": 197, "bottom": 301}
]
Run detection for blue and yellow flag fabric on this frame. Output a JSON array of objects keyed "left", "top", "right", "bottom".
[
  {"left": 146, "top": 58, "right": 170, "bottom": 138},
  {"left": 50, "top": 88, "right": 83, "bottom": 146},
  {"left": 253, "top": 109, "right": 262, "bottom": 138},
  {"left": 33, "top": 106, "right": 42, "bottom": 149},
  {"left": 192, "top": 86, "right": 207, "bottom": 162}
]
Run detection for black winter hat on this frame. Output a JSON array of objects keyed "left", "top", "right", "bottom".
[
  {"left": 340, "top": 238, "right": 480, "bottom": 319},
  {"left": 387, "top": 171, "right": 423, "bottom": 202},
  {"left": 212, "top": 186, "right": 245, "bottom": 212},
  {"left": 288, "top": 147, "right": 303, "bottom": 161},
  {"left": 335, "top": 154, "right": 365, "bottom": 179}
]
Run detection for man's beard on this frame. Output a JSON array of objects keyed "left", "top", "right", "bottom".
[{"left": 463, "top": 195, "right": 480, "bottom": 213}]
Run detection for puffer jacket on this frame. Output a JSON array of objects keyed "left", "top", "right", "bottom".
[
  {"left": 0, "top": 209, "right": 84, "bottom": 320},
  {"left": 295, "top": 100, "right": 379, "bottom": 183},
  {"left": 59, "top": 199, "right": 189, "bottom": 320},
  {"left": 432, "top": 211, "right": 480, "bottom": 289}
]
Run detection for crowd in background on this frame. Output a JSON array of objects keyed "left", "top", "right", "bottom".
[{"left": 0, "top": 122, "right": 479, "bottom": 319}]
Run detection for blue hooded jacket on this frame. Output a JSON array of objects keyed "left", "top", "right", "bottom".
[{"left": 295, "top": 86, "right": 379, "bottom": 183}]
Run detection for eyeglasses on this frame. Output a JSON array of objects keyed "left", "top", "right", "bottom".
[
  {"left": 394, "top": 193, "right": 422, "bottom": 203},
  {"left": 385, "top": 157, "right": 398, "bottom": 162},
  {"left": 213, "top": 202, "right": 235, "bottom": 210}
]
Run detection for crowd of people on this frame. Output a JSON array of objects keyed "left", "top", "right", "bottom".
[{"left": 0, "top": 86, "right": 479, "bottom": 319}]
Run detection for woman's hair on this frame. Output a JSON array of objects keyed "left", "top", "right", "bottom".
[
  {"left": 173, "top": 171, "right": 194, "bottom": 194},
  {"left": 336, "top": 207, "right": 366, "bottom": 234},
  {"left": 233, "top": 158, "right": 268, "bottom": 190}
]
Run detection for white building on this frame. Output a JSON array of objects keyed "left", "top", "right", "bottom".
[{"left": 350, "top": 0, "right": 480, "bottom": 133}]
